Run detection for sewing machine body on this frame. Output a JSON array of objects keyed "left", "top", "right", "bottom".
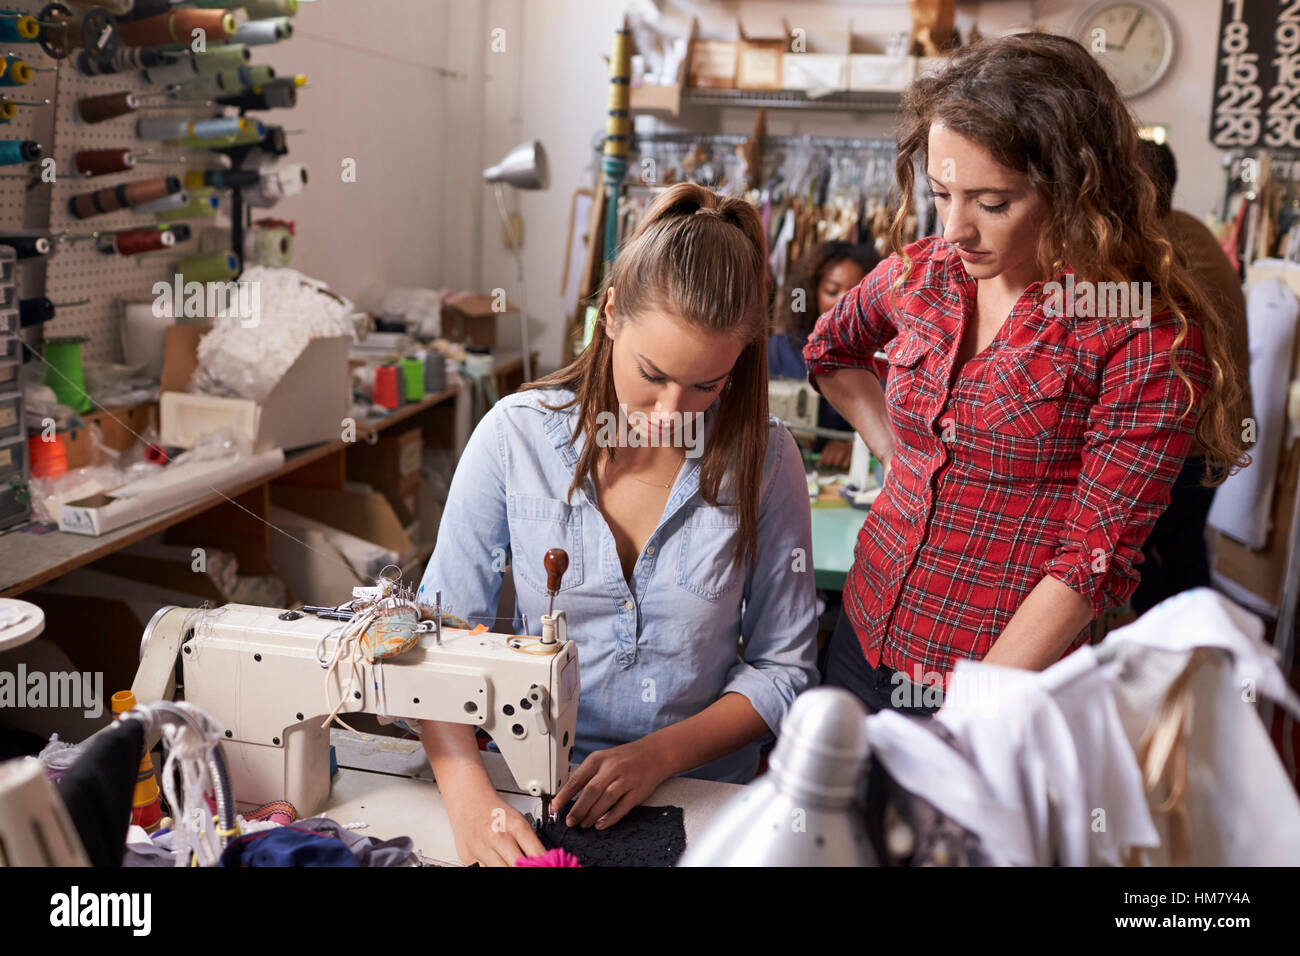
[{"left": 135, "top": 604, "right": 580, "bottom": 818}]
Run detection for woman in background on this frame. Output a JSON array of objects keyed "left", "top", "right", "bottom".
[{"left": 770, "top": 241, "right": 880, "bottom": 467}]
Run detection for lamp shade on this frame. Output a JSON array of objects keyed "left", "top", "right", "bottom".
[{"left": 482, "top": 140, "right": 549, "bottom": 190}]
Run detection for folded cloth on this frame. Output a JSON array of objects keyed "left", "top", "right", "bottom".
[
  {"left": 537, "top": 803, "right": 686, "bottom": 867},
  {"left": 56, "top": 720, "right": 144, "bottom": 868},
  {"left": 219, "top": 827, "right": 359, "bottom": 867},
  {"left": 293, "top": 816, "right": 418, "bottom": 867}
]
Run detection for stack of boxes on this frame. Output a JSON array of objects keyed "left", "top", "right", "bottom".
[{"left": 0, "top": 246, "right": 27, "bottom": 530}]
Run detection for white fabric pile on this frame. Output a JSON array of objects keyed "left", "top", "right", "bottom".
[
  {"left": 191, "top": 266, "right": 356, "bottom": 403},
  {"left": 868, "top": 589, "right": 1300, "bottom": 866}
]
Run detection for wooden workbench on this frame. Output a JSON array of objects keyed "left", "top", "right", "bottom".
[{"left": 0, "top": 387, "right": 460, "bottom": 598}]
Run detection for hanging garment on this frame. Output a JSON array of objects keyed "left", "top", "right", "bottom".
[{"left": 1207, "top": 275, "right": 1299, "bottom": 549}]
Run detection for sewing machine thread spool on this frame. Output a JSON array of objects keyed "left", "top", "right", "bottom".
[
  {"left": 0, "top": 13, "right": 39, "bottom": 43},
  {"left": 231, "top": 16, "right": 293, "bottom": 46},
  {"left": 0, "top": 138, "right": 38, "bottom": 165}
]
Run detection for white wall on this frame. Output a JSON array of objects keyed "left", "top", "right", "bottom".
[{"left": 268, "top": 0, "right": 447, "bottom": 308}]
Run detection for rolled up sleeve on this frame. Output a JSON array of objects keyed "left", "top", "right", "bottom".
[
  {"left": 1042, "top": 319, "right": 1211, "bottom": 615},
  {"left": 725, "top": 426, "right": 820, "bottom": 735},
  {"left": 803, "top": 240, "right": 932, "bottom": 386},
  {"left": 417, "top": 405, "right": 510, "bottom": 629}
]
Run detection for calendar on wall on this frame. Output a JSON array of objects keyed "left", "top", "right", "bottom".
[{"left": 1209, "top": 0, "right": 1300, "bottom": 150}]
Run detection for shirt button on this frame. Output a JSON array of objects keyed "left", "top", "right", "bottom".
[
  {"left": 623, "top": 599, "right": 635, "bottom": 611},
  {"left": 646, "top": 545, "right": 656, "bottom": 556}
]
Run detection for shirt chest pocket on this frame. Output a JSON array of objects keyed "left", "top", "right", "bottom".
[
  {"left": 506, "top": 493, "right": 584, "bottom": 594},
  {"left": 676, "top": 504, "right": 744, "bottom": 602},
  {"left": 982, "top": 359, "right": 1069, "bottom": 439},
  {"left": 883, "top": 333, "right": 935, "bottom": 428}
]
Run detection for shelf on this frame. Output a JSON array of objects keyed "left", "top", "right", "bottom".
[{"left": 681, "top": 87, "right": 903, "bottom": 112}]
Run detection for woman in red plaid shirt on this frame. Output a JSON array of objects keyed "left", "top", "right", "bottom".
[{"left": 805, "top": 34, "right": 1250, "bottom": 715}]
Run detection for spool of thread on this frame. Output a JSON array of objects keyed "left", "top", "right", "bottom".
[
  {"left": 76, "top": 45, "right": 173, "bottom": 76},
  {"left": 194, "top": 44, "right": 249, "bottom": 72},
  {"left": 231, "top": 17, "right": 292, "bottom": 45},
  {"left": 173, "top": 64, "right": 274, "bottom": 100},
  {"left": 43, "top": 338, "right": 92, "bottom": 413},
  {"left": 0, "top": 101, "right": 15, "bottom": 123},
  {"left": 114, "top": 0, "right": 179, "bottom": 21},
  {"left": 136, "top": 115, "right": 246, "bottom": 140},
  {"left": 243, "top": 0, "right": 298, "bottom": 19},
  {"left": 139, "top": 58, "right": 198, "bottom": 86},
  {"left": 170, "top": 122, "right": 264, "bottom": 150},
  {"left": 179, "top": 250, "right": 238, "bottom": 283},
  {"left": 101, "top": 226, "right": 176, "bottom": 255},
  {"left": 0, "top": 58, "right": 32, "bottom": 85},
  {"left": 132, "top": 188, "right": 188, "bottom": 215},
  {"left": 27, "top": 433, "right": 67, "bottom": 479},
  {"left": 118, "top": 10, "right": 237, "bottom": 47},
  {"left": 74, "top": 148, "right": 136, "bottom": 176},
  {"left": 0, "top": 139, "right": 38, "bottom": 165},
  {"left": 1, "top": 235, "right": 51, "bottom": 258},
  {"left": 18, "top": 296, "right": 55, "bottom": 328},
  {"left": 156, "top": 186, "right": 219, "bottom": 221},
  {"left": 67, "top": 0, "right": 134, "bottom": 14},
  {"left": 373, "top": 364, "right": 400, "bottom": 410},
  {"left": 165, "top": 223, "right": 191, "bottom": 243},
  {"left": 77, "top": 91, "right": 138, "bottom": 124},
  {"left": 244, "top": 223, "right": 291, "bottom": 266},
  {"left": 218, "top": 74, "right": 301, "bottom": 111},
  {"left": 401, "top": 358, "right": 425, "bottom": 402},
  {"left": 110, "top": 690, "right": 164, "bottom": 834},
  {"left": 68, "top": 175, "right": 180, "bottom": 218},
  {"left": 185, "top": 167, "right": 256, "bottom": 191},
  {"left": 0, "top": 13, "right": 39, "bottom": 43}
]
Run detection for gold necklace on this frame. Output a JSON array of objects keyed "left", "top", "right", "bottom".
[{"left": 626, "top": 454, "right": 686, "bottom": 490}]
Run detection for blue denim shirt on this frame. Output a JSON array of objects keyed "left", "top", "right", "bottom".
[{"left": 417, "top": 387, "right": 819, "bottom": 783}]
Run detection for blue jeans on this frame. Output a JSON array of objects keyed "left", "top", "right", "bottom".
[{"left": 824, "top": 609, "right": 940, "bottom": 717}]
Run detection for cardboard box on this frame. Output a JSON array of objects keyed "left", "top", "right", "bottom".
[
  {"left": 158, "top": 325, "right": 352, "bottom": 452},
  {"left": 848, "top": 54, "right": 915, "bottom": 92},
  {"left": 688, "top": 40, "right": 737, "bottom": 89},
  {"left": 441, "top": 293, "right": 517, "bottom": 351},
  {"left": 58, "top": 448, "right": 285, "bottom": 536},
  {"left": 736, "top": 18, "right": 787, "bottom": 90},
  {"left": 63, "top": 401, "right": 158, "bottom": 470},
  {"left": 346, "top": 426, "right": 422, "bottom": 529},
  {"left": 268, "top": 484, "right": 416, "bottom": 607},
  {"left": 781, "top": 53, "right": 847, "bottom": 94}
]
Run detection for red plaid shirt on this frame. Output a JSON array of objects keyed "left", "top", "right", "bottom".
[{"left": 805, "top": 236, "right": 1210, "bottom": 682}]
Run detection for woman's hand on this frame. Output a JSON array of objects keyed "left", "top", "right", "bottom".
[
  {"left": 442, "top": 776, "right": 548, "bottom": 867},
  {"left": 818, "top": 439, "right": 853, "bottom": 469},
  {"left": 551, "top": 736, "right": 673, "bottom": 830}
]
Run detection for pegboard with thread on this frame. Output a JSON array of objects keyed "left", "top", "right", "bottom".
[
  {"left": 0, "top": 0, "right": 57, "bottom": 354},
  {"left": 25, "top": 3, "right": 298, "bottom": 365}
]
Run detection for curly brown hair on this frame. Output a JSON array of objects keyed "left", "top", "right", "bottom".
[
  {"left": 888, "top": 32, "right": 1249, "bottom": 483},
  {"left": 776, "top": 241, "right": 881, "bottom": 340},
  {"left": 524, "top": 183, "right": 771, "bottom": 569}
]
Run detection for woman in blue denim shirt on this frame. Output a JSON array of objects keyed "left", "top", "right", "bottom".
[{"left": 418, "top": 183, "right": 819, "bottom": 866}]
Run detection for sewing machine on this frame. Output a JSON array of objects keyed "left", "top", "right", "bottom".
[{"left": 129, "top": 552, "right": 580, "bottom": 821}]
